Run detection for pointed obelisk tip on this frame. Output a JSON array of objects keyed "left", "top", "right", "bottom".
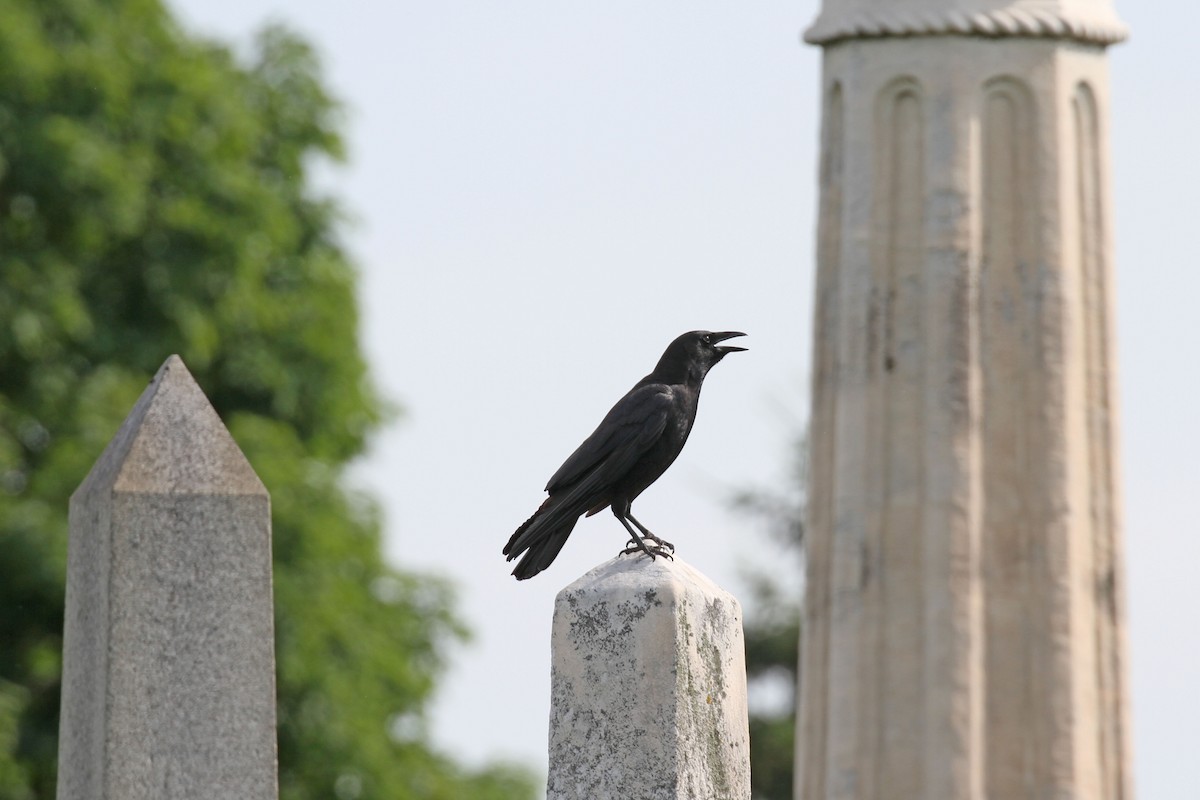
[{"left": 74, "top": 354, "right": 267, "bottom": 500}]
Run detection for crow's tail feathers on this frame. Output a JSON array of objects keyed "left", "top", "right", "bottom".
[
  {"left": 507, "top": 527, "right": 573, "bottom": 580},
  {"left": 504, "top": 496, "right": 579, "bottom": 580}
]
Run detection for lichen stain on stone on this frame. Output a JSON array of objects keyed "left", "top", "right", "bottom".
[{"left": 615, "top": 588, "right": 659, "bottom": 626}]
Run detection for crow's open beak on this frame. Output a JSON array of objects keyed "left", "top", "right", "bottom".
[{"left": 709, "top": 331, "right": 748, "bottom": 354}]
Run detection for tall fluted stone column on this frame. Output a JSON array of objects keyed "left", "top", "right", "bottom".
[{"left": 796, "top": 2, "right": 1133, "bottom": 799}]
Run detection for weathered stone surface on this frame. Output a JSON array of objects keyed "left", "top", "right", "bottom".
[
  {"left": 797, "top": 4, "right": 1133, "bottom": 799},
  {"left": 547, "top": 556, "right": 750, "bottom": 800},
  {"left": 58, "top": 355, "right": 277, "bottom": 800}
]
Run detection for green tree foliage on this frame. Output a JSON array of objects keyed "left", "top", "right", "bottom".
[
  {"left": 731, "top": 435, "right": 806, "bottom": 800},
  {"left": 0, "top": 1, "right": 536, "bottom": 798}
]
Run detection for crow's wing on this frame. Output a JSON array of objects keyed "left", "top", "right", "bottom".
[
  {"left": 545, "top": 383, "right": 673, "bottom": 494},
  {"left": 503, "top": 385, "right": 673, "bottom": 561}
]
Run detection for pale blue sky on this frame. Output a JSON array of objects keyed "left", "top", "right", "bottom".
[{"left": 169, "top": 2, "right": 1199, "bottom": 796}]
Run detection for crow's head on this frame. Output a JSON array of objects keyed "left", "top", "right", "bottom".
[
  {"left": 698, "top": 330, "right": 748, "bottom": 363},
  {"left": 655, "top": 330, "right": 747, "bottom": 384}
]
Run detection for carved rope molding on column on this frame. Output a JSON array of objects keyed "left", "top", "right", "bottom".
[{"left": 805, "top": 7, "right": 1129, "bottom": 45}]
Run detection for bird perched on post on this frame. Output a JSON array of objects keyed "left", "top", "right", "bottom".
[{"left": 503, "top": 330, "right": 747, "bottom": 580}]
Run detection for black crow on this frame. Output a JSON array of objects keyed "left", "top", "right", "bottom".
[{"left": 503, "top": 330, "right": 746, "bottom": 580}]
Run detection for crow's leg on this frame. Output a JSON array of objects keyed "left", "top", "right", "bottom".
[
  {"left": 615, "top": 513, "right": 673, "bottom": 561},
  {"left": 616, "top": 515, "right": 654, "bottom": 558},
  {"left": 626, "top": 512, "right": 674, "bottom": 552}
]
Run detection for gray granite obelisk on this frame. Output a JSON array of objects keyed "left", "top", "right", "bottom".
[{"left": 57, "top": 355, "right": 277, "bottom": 799}]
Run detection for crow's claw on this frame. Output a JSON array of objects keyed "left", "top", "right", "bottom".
[
  {"left": 618, "top": 544, "right": 675, "bottom": 561},
  {"left": 646, "top": 533, "right": 675, "bottom": 552},
  {"left": 626, "top": 533, "right": 674, "bottom": 552}
]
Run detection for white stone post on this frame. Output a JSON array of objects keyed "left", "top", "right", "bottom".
[
  {"left": 547, "top": 557, "right": 750, "bottom": 800},
  {"left": 797, "top": 1, "right": 1134, "bottom": 799},
  {"left": 57, "top": 355, "right": 277, "bottom": 799}
]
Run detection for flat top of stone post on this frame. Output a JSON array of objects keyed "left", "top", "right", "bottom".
[
  {"left": 559, "top": 555, "right": 738, "bottom": 607},
  {"left": 72, "top": 355, "right": 267, "bottom": 501}
]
